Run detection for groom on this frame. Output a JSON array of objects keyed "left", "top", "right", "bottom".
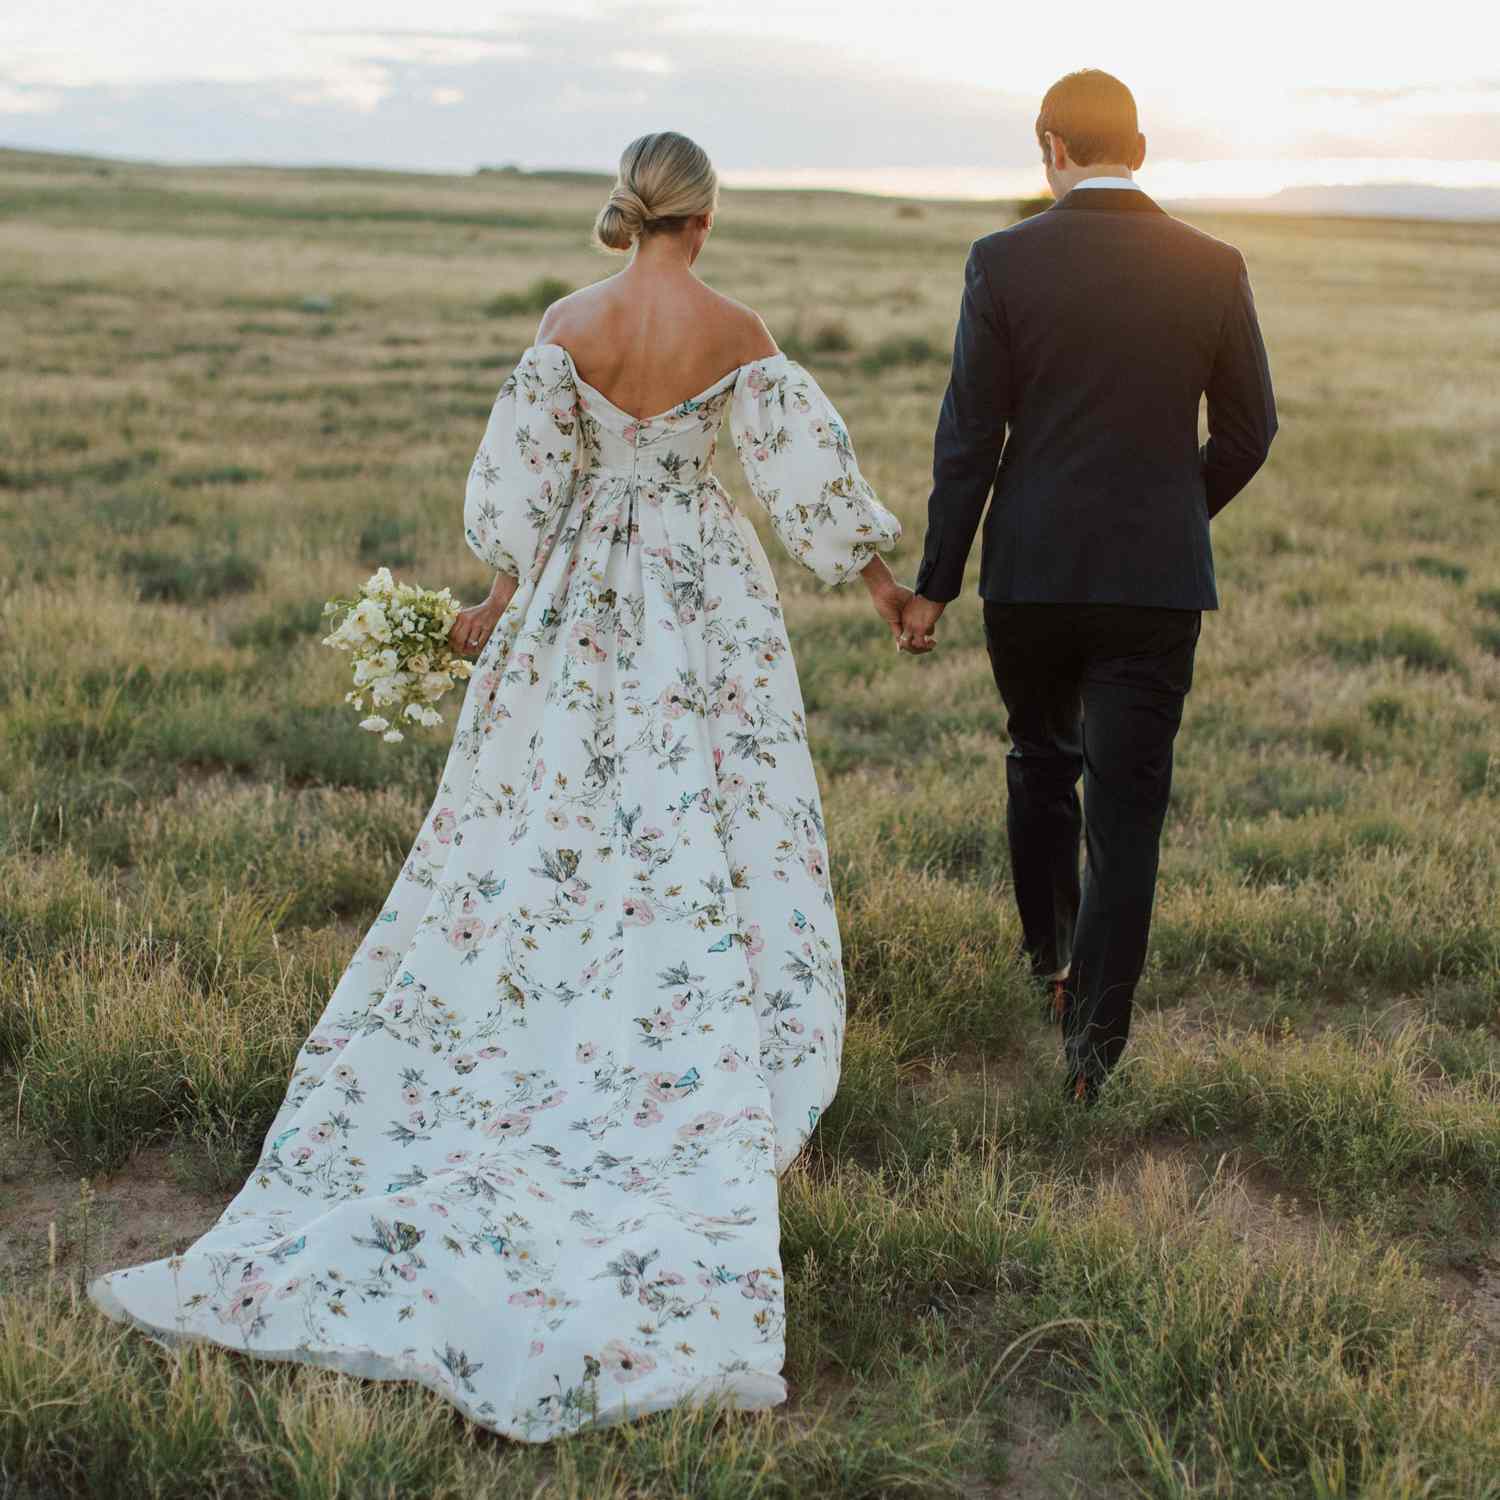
[{"left": 899, "top": 69, "right": 1277, "bottom": 1104}]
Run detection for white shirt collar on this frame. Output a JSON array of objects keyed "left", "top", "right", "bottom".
[{"left": 1071, "top": 175, "right": 1141, "bottom": 190}]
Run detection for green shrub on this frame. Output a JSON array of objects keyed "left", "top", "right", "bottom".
[{"left": 483, "top": 275, "right": 573, "bottom": 318}]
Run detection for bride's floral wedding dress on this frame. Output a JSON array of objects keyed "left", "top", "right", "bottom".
[{"left": 88, "top": 343, "right": 901, "bottom": 1440}]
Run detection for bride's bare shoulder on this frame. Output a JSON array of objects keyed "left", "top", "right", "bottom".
[
  {"left": 534, "top": 278, "right": 616, "bottom": 347},
  {"left": 699, "top": 287, "right": 778, "bottom": 363}
]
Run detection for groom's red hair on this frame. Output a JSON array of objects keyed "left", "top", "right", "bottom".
[{"left": 1035, "top": 70, "right": 1139, "bottom": 166}]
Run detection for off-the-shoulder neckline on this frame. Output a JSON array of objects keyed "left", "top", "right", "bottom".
[{"left": 527, "top": 341, "right": 792, "bottom": 424}]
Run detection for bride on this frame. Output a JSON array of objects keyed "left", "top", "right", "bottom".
[{"left": 89, "top": 130, "right": 909, "bottom": 1441}]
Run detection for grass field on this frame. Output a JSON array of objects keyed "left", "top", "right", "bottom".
[{"left": 2, "top": 144, "right": 1499, "bottom": 1497}]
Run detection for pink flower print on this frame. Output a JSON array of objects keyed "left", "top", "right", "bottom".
[
  {"left": 332, "top": 1036, "right": 348, "bottom": 1049},
  {"left": 599, "top": 1339, "right": 657, "bottom": 1384},
  {"left": 568, "top": 617, "right": 608, "bottom": 664},
  {"left": 446, "top": 1150, "right": 470, "bottom": 1164},
  {"left": 671, "top": 993, "right": 690, "bottom": 1011},
  {"left": 452, "top": 1053, "right": 478, "bottom": 1074},
  {"left": 366, "top": 945, "right": 394, "bottom": 964},
  {"left": 332, "top": 1064, "right": 355, "bottom": 1086},
  {"left": 408, "top": 1109, "right": 426, "bottom": 1125},
  {"left": 712, "top": 747, "right": 723, "bottom": 772},
  {"left": 576, "top": 1041, "right": 597, "bottom": 1063},
  {"left": 534, "top": 1089, "right": 567, "bottom": 1110},
  {"left": 392, "top": 1195, "right": 416, "bottom": 1207},
  {"left": 551, "top": 397, "right": 575, "bottom": 426},
  {"left": 716, "top": 678, "right": 750, "bottom": 722},
  {"left": 431, "top": 807, "right": 457, "bottom": 843},
  {"left": 810, "top": 418, "right": 829, "bottom": 442},
  {"left": 722, "top": 773, "right": 747, "bottom": 794},
  {"left": 677, "top": 1110, "right": 725, "bottom": 1142},
  {"left": 524, "top": 444, "right": 545, "bottom": 473},
  {"left": 744, "top": 923, "right": 765, "bottom": 956},
  {"left": 432, "top": 1204, "right": 448, "bottom": 1218},
  {"left": 291, "top": 1146, "right": 314, "bottom": 1165},
  {"left": 741, "top": 1268, "right": 778, "bottom": 1302},
  {"left": 646, "top": 1071, "right": 679, "bottom": 1102},
  {"left": 621, "top": 421, "right": 642, "bottom": 446},
  {"left": 622, "top": 895, "right": 655, "bottom": 926},
  {"left": 563, "top": 878, "right": 590, "bottom": 905},
  {"left": 717, "top": 1046, "right": 740, "bottom": 1071},
  {"left": 753, "top": 444, "right": 770, "bottom": 463},
  {"left": 482, "top": 1112, "right": 532, "bottom": 1139},
  {"left": 510, "top": 1288, "right": 546, "bottom": 1308},
  {"left": 773, "top": 868, "right": 789, "bottom": 882},
  {"left": 577, "top": 813, "right": 594, "bottom": 830},
  {"left": 747, "top": 368, "right": 773, "bottom": 395},
  {"left": 648, "top": 1008, "right": 676, "bottom": 1036},
  {"left": 792, "top": 390, "right": 811, "bottom": 413},
  {"left": 461, "top": 891, "right": 479, "bottom": 915},
  {"left": 220, "top": 1280, "right": 273, "bottom": 1328},
  {"left": 307, "top": 1122, "right": 335, "bottom": 1145},
  {"left": 784, "top": 1016, "right": 805, "bottom": 1036},
  {"left": 641, "top": 825, "right": 664, "bottom": 842},
  {"left": 805, "top": 846, "right": 828, "bottom": 884},
  {"left": 813, "top": 1027, "right": 826, "bottom": 1045},
  {"left": 275, "top": 1278, "right": 302, "bottom": 1299},
  {"left": 633, "top": 1098, "right": 663, "bottom": 1127},
  {"left": 546, "top": 808, "right": 568, "bottom": 830},
  {"left": 423, "top": 1288, "right": 438, "bottom": 1303},
  {"left": 531, "top": 758, "right": 546, "bottom": 791},
  {"left": 401, "top": 1085, "right": 422, "bottom": 1107},
  {"left": 477, "top": 1045, "right": 506, "bottom": 1060},
  {"left": 477, "top": 669, "right": 503, "bottom": 712},
  {"left": 527, "top": 1183, "right": 552, "bottom": 1200},
  {"left": 529, "top": 1340, "right": 545, "bottom": 1357},
  {"left": 397, "top": 1263, "right": 418, "bottom": 1282},
  {"left": 447, "top": 916, "right": 486, "bottom": 953},
  {"left": 659, "top": 1270, "right": 685, "bottom": 1285},
  {"left": 579, "top": 960, "right": 600, "bottom": 985}
]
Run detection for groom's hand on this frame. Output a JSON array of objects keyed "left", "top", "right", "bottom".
[{"left": 899, "top": 595, "right": 944, "bottom": 654}]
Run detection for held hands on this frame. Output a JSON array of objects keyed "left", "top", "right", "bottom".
[
  {"left": 448, "top": 572, "right": 518, "bottom": 657},
  {"left": 897, "top": 594, "right": 944, "bottom": 654}
]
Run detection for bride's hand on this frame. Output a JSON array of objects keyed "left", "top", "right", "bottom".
[
  {"left": 859, "top": 555, "right": 913, "bottom": 646},
  {"left": 448, "top": 599, "right": 502, "bottom": 656}
]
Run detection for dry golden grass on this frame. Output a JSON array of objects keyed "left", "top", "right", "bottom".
[{"left": 1, "top": 146, "right": 1498, "bottom": 1496}]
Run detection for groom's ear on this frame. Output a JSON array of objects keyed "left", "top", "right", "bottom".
[{"left": 1131, "top": 132, "right": 1147, "bottom": 171}]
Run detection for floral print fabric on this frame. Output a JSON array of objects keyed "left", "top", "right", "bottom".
[{"left": 88, "top": 343, "right": 901, "bottom": 1441}]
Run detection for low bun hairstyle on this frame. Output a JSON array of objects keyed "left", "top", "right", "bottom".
[{"left": 593, "top": 131, "right": 719, "bottom": 253}]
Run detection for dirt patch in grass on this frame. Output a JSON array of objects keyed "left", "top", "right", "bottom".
[{"left": 0, "top": 1084, "right": 229, "bottom": 1291}]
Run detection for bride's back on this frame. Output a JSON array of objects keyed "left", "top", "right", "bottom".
[
  {"left": 539, "top": 272, "right": 774, "bottom": 421},
  {"left": 534, "top": 128, "right": 775, "bottom": 420}
]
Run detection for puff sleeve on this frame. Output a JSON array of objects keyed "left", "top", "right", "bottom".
[
  {"left": 729, "top": 357, "right": 901, "bottom": 586},
  {"left": 463, "top": 345, "right": 580, "bottom": 583}
]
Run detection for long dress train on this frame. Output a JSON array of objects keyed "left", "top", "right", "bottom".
[{"left": 87, "top": 342, "right": 901, "bottom": 1441}]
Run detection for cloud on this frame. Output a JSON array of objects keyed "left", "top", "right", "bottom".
[{"left": 1, "top": 14, "right": 1496, "bottom": 185}]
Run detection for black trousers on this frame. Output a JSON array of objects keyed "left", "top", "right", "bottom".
[{"left": 982, "top": 602, "right": 1202, "bottom": 1087}]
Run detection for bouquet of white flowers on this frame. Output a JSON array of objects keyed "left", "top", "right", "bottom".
[{"left": 321, "top": 566, "right": 474, "bottom": 743}]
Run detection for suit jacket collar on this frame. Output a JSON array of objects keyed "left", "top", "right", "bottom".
[{"left": 1051, "top": 186, "right": 1165, "bottom": 214}]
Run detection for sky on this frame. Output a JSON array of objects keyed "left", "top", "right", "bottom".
[{"left": 3, "top": 2, "right": 1499, "bottom": 201}]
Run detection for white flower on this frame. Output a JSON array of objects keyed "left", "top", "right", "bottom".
[
  {"left": 382, "top": 728, "right": 404, "bottom": 743},
  {"left": 359, "top": 715, "right": 390, "bottom": 732},
  {"left": 350, "top": 599, "right": 391, "bottom": 642}
]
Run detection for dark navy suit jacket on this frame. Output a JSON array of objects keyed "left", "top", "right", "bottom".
[{"left": 913, "top": 186, "right": 1277, "bottom": 610}]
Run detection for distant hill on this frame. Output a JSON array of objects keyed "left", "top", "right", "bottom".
[{"left": 1170, "top": 183, "right": 1500, "bottom": 222}]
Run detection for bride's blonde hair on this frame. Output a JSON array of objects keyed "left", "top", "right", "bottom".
[{"left": 593, "top": 131, "right": 719, "bottom": 254}]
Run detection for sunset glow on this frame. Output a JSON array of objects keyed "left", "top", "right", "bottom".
[{"left": 2, "top": 0, "right": 1496, "bottom": 204}]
